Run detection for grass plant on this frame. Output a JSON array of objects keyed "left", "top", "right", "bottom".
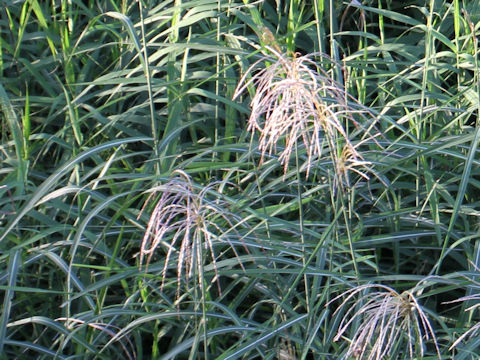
[{"left": 2, "top": 0, "right": 480, "bottom": 358}]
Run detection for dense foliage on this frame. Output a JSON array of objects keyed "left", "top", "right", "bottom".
[{"left": 1, "top": 0, "right": 480, "bottom": 358}]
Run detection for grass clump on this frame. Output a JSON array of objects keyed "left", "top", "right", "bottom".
[{"left": 2, "top": 0, "right": 480, "bottom": 358}]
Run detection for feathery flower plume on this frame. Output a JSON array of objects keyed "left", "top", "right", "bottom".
[
  {"left": 138, "top": 170, "right": 247, "bottom": 296},
  {"left": 234, "top": 47, "right": 379, "bottom": 186},
  {"left": 328, "top": 284, "right": 440, "bottom": 359}
]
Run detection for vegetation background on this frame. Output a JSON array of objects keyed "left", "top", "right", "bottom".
[{"left": 1, "top": 0, "right": 480, "bottom": 358}]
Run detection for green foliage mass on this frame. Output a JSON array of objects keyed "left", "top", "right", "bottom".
[{"left": 1, "top": 0, "right": 480, "bottom": 358}]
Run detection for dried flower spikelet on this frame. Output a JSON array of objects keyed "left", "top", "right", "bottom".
[
  {"left": 138, "top": 170, "right": 248, "bottom": 297},
  {"left": 234, "top": 50, "right": 380, "bottom": 184},
  {"left": 327, "top": 284, "right": 440, "bottom": 360}
]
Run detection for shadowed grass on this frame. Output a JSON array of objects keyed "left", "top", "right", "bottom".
[{"left": 1, "top": 0, "right": 480, "bottom": 358}]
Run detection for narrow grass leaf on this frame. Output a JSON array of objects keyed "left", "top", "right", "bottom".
[
  {"left": 437, "top": 125, "right": 480, "bottom": 273},
  {"left": 160, "top": 326, "right": 254, "bottom": 360},
  {"left": 3, "top": 340, "right": 67, "bottom": 359},
  {"left": 59, "top": 81, "right": 83, "bottom": 145},
  {"left": 7, "top": 315, "right": 98, "bottom": 354},
  {"left": 0, "top": 250, "right": 21, "bottom": 353},
  {"left": 218, "top": 314, "right": 308, "bottom": 360},
  {"left": 351, "top": 4, "right": 422, "bottom": 27},
  {"left": 0, "top": 137, "right": 151, "bottom": 245},
  {"left": 0, "top": 83, "right": 26, "bottom": 194},
  {"left": 44, "top": 252, "right": 95, "bottom": 310}
]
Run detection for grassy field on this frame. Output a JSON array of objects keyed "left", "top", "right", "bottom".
[{"left": 1, "top": 0, "right": 480, "bottom": 358}]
